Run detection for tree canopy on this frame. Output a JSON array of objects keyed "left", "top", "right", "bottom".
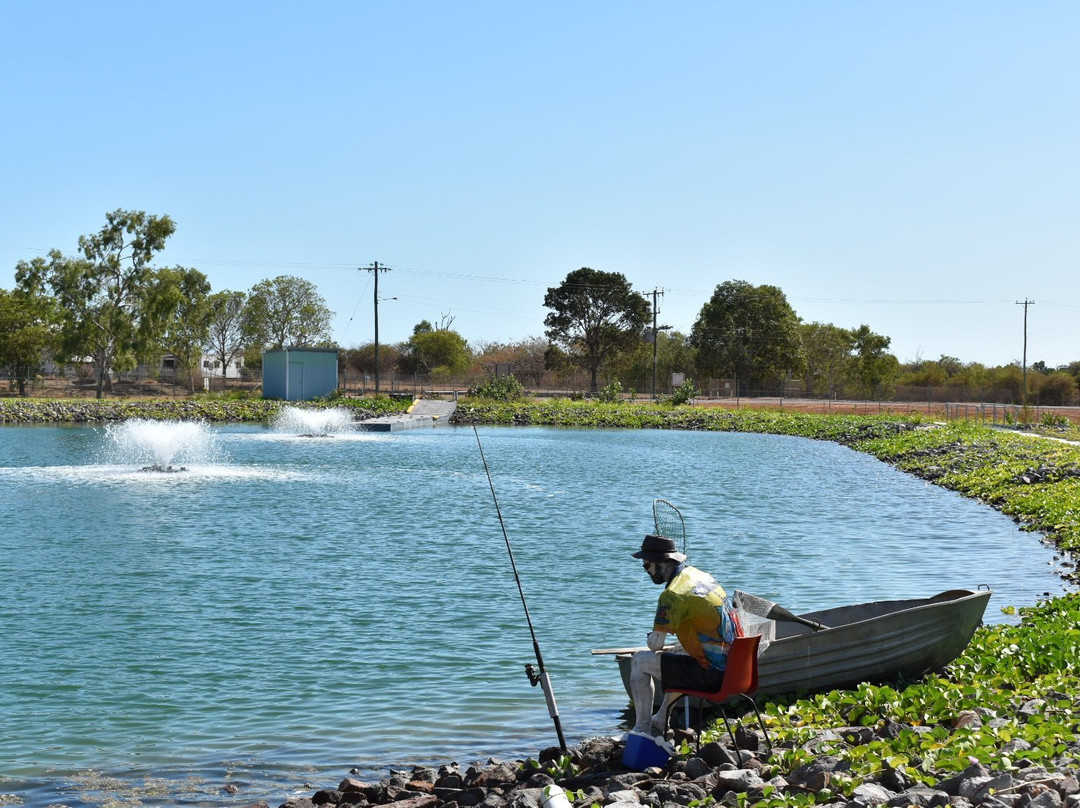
[
  {"left": 543, "top": 267, "right": 650, "bottom": 392},
  {"left": 689, "top": 280, "right": 801, "bottom": 393},
  {"left": 244, "top": 275, "right": 333, "bottom": 349},
  {"left": 0, "top": 286, "right": 59, "bottom": 395},
  {"left": 14, "top": 209, "right": 177, "bottom": 397},
  {"left": 401, "top": 320, "right": 471, "bottom": 380}
]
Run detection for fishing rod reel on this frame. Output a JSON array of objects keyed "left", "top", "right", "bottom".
[{"left": 524, "top": 663, "right": 542, "bottom": 687}]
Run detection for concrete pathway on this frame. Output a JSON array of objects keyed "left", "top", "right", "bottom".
[{"left": 359, "top": 398, "right": 457, "bottom": 432}]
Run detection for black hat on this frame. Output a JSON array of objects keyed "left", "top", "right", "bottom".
[{"left": 632, "top": 534, "right": 687, "bottom": 562}]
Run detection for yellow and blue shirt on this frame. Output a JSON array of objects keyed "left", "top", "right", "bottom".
[{"left": 653, "top": 564, "right": 740, "bottom": 671}]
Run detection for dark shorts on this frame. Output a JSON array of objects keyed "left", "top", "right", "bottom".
[{"left": 660, "top": 652, "right": 725, "bottom": 693}]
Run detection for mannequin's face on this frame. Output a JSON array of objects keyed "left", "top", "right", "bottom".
[{"left": 643, "top": 559, "right": 671, "bottom": 585}]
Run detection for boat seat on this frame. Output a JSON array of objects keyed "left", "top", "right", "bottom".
[{"left": 662, "top": 634, "right": 771, "bottom": 756}]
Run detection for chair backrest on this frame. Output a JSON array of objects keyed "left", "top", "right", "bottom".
[{"left": 716, "top": 634, "right": 761, "bottom": 700}]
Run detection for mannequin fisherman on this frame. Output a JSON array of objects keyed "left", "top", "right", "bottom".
[{"left": 628, "top": 534, "right": 741, "bottom": 737}]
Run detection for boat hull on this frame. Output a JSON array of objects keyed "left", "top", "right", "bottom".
[{"left": 614, "top": 588, "right": 991, "bottom": 700}]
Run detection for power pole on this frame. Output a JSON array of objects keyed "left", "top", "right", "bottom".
[
  {"left": 1016, "top": 298, "right": 1035, "bottom": 405},
  {"left": 363, "top": 261, "right": 392, "bottom": 393},
  {"left": 651, "top": 288, "right": 664, "bottom": 400}
]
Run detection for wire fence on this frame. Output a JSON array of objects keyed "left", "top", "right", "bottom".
[{"left": 4, "top": 368, "right": 1079, "bottom": 425}]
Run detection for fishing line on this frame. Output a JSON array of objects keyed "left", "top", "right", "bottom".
[{"left": 472, "top": 424, "right": 567, "bottom": 751}]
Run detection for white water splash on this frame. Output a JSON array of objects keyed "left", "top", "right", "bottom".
[
  {"left": 272, "top": 406, "right": 355, "bottom": 436},
  {"left": 103, "top": 419, "right": 221, "bottom": 467}
]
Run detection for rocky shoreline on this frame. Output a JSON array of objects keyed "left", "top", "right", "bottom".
[{"left": 261, "top": 719, "right": 1080, "bottom": 808}]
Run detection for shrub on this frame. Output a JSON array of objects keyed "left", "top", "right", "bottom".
[
  {"left": 597, "top": 378, "right": 623, "bottom": 403},
  {"left": 468, "top": 373, "right": 525, "bottom": 401},
  {"left": 667, "top": 378, "right": 699, "bottom": 405}
]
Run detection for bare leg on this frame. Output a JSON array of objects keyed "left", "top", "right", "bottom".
[{"left": 630, "top": 650, "right": 664, "bottom": 734}]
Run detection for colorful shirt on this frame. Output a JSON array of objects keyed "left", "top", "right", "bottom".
[{"left": 652, "top": 564, "right": 740, "bottom": 671}]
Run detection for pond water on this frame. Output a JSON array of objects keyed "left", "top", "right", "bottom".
[{"left": 0, "top": 419, "right": 1071, "bottom": 807}]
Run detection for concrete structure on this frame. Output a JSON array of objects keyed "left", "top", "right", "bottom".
[
  {"left": 359, "top": 398, "right": 457, "bottom": 431},
  {"left": 262, "top": 348, "right": 339, "bottom": 401}
]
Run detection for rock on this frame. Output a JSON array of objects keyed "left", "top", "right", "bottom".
[
  {"left": 836, "top": 726, "right": 875, "bottom": 745},
  {"left": 456, "top": 787, "right": 488, "bottom": 807},
  {"left": 1005, "top": 740, "right": 1036, "bottom": 756},
  {"left": 886, "top": 785, "right": 950, "bottom": 807},
  {"left": 1019, "top": 700, "right": 1048, "bottom": 721},
  {"left": 937, "top": 762, "right": 992, "bottom": 796},
  {"left": 954, "top": 710, "right": 984, "bottom": 730},
  {"left": 848, "top": 781, "right": 894, "bottom": 807},
  {"left": 787, "top": 756, "right": 849, "bottom": 792},
  {"left": 698, "top": 742, "right": 739, "bottom": 768},
  {"left": 1018, "top": 785, "right": 1064, "bottom": 808},
  {"left": 506, "top": 788, "right": 543, "bottom": 808},
  {"left": 971, "top": 774, "right": 1019, "bottom": 804},
  {"left": 606, "top": 789, "right": 641, "bottom": 803},
  {"left": 606, "top": 773, "right": 650, "bottom": 792},
  {"left": 880, "top": 766, "right": 914, "bottom": 793},
  {"left": 682, "top": 758, "right": 713, "bottom": 781},
  {"left": 709, "top": 769, "right": 763, "bottom": 797}
]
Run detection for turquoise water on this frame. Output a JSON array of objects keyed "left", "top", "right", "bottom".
[{"left": 0, "top": 420, "right": 1071, "bottom": 807}]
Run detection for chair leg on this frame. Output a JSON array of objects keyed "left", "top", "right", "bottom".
[
  {"left": 718, "top": 706, "right": 739, "bottom": 752},
  {"left": 736, "top": 695, "right": 772, "bottom": 757}
]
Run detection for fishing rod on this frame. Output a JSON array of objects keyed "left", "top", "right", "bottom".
[{"left": 473, "top": 425, "right": 567, "bottom": 751}]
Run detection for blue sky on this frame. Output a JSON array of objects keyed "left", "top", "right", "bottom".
[{"left": 2, "top": 2, "right": 1078, "bottom": 368}]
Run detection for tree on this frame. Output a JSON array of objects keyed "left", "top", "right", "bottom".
[
  {"left": 0, "top": 285, "right": 60, "bottom": 395},
  {"left": 473, "top": 336, "right": 549, "bottom": 387},
  {"left": 244, "top": 275, "right": 333, "bottom": 349},
  {"left": 205, "top": 291, "right": 253, "bottom": 384},
  {"left": 147, "top": 267, "right": 212, "bottom": 393},
  {"left": 401, "top": 320, "right": 471, "bottom": 380},
  {"left": 1031, "top": 372, "right": 1078, "bottom": 406},
  {"left": 690, "top": 280, "right": 801, "bottom": 394},
  {"left": 850, "top": 324, "right": 899, "bottom": 398},
  {"left": 15, "top": 210, "right": 177, "bottom": 398},
  {"left": 543, "top": 267, "right": 650, "bottom": 392},
  {"left": 799, "top": 322, "right": 854, "bottom": 397}
]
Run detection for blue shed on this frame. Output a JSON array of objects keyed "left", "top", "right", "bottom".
[{"left": 262, "top": 348, "right": 339, "bottom": 401}]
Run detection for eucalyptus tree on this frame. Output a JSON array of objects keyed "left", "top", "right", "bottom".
[
  {"left": 14, "top": 210, "right": 177, "bottom": 398},
  {"left": 690, "top": 280, "right": 801, "bottom": 394},
  {"left": 244, "top": 275, "right": 333, "bottom": 349},
  {"left": 543, "top": 267, "right": 650, "bottom": 392},
  {"left": 205, "top": 290, "right": 252, "bottom": 384},
  {"left": 146, "top": 266, "right": 212, "bottom": 392}
]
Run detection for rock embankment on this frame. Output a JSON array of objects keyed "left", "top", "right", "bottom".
[
  {"left": 255, "top": 718, "right": 1079, "bottom": 808},
  {"left": 0, "top": 399, "right": 391, "bottom": 424}
]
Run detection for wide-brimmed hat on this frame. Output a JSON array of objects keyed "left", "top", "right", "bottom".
[{"left": 632, "top": 534, "right": 687, "bottom": 563}]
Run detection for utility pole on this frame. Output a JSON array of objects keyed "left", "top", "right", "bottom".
[
  {"left": 363, "top": 261, "right": 392, "bottom": 393},
  {"left": 1016, "top": 298, "right": 1035, "bottom": 405},
  {"left": 651, "top": 288, "right": 664, "bottom": 400}
]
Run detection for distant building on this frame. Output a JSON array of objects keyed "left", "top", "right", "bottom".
[
  {"left": 262, "top": 348, "right": 338, "bottom": 401},
  {"left": 158, "top": 354, "right": 244, "bottom": 380}
]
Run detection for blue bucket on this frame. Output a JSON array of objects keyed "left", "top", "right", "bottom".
[{"left": 621, "top": 731, "right": 673, "bottom": 769}]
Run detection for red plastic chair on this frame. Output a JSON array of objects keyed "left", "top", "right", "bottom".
[{"left": 663, "top": 634, "right": 771, "bottom": 754}]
